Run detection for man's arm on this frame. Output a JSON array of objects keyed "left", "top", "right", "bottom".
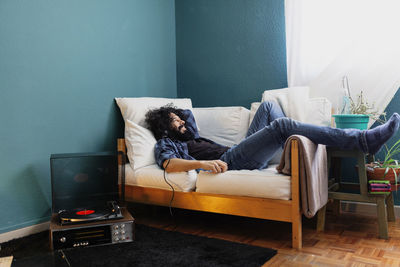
[
  {"left": 181, "top": 109, "right": 200, "bottom": 139},
  {"left": 163, "top": 158, "right": 228, "bottom": 174}
]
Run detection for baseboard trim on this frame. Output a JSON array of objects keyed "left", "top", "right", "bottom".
[
  {"left": 341, "top": 201, "right": 400, "bottom": 218},
  {"left": 0, "top": 221, "right": 50, "bottom": 243}
]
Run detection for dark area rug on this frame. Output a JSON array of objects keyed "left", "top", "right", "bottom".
[{"left": 1, "top": 224, "right": 276, "bottom": 267}]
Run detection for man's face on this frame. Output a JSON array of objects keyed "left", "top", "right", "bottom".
[{"left": 169, "top": 113, "right": 187, "bottom": 134}]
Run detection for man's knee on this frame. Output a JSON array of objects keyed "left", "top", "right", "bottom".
[
  {"left": 273, "top": 117, "right": 291, "bottom": 126},
  {"left": 259, "top": 101, "right": 276, "bottom": 112}
]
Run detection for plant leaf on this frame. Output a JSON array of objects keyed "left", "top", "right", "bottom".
[
  {"left": 384, "top": 167, "right": 390, "bottom": 178},
  {"left": 392, "top": 168, "right": 398, "bottom": 187}
]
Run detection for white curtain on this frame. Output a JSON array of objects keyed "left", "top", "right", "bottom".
[{"left": 285, "top": 0, "right": 400, "bottom": 125}]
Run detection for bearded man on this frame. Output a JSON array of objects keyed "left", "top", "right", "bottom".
[{"left": 145, "top": 102, "right": 400, "bottom": 174}]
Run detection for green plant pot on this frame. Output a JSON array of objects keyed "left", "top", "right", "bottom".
[{"left": 332, "top": 114, "right": 370, "bottom": 130}]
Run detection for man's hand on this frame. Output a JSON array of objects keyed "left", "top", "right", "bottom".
[
  {"left": 199, "top": 160, "right": 228, "bottom": 174},
  {"left": 163, "top": 158, "right": 228, "bottom": 173}
]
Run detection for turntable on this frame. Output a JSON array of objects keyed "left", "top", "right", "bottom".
[
  {"left": 50, "top": 207, "right": 134, "bottom": 250},
  {"left": 58, "top": 201, "right": 124, "bottom": 225},
  {"left": 49, "top": 152, "right": 134, "bottom": 250}
]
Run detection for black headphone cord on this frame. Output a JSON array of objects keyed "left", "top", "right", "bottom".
[{"left": 163, "top": 159, "right": 175, "bottom": 217}]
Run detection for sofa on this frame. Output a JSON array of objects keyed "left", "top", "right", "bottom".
[{"left": 115, "top": 87, "right": 332, "bottom": 249}]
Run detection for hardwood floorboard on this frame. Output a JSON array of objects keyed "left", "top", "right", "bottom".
[{"left": 127, "top": 203, "right": 400, "bottom": 266}]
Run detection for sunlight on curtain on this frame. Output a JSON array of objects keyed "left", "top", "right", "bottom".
[{"left": 285, "top": 0, "right": 400, "bottom": 125}]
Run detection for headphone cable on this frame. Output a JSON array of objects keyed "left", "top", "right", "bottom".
[{"left": 163, "top": 159, "right": 174, "bottom": 217}]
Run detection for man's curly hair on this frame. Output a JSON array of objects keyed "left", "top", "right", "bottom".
[{"left": 145, "top": 103, "right": 186, "bottom": 140}]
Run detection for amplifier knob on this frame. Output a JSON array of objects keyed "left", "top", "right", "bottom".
[
  {"left": 60, "top": 237, "right": 66, "bottom": 243},
  {"left": 121, "top": 230, "right": 125, "bottom": 234},
  {"left": 121, "top": 224, "right": 125, "bottom": 228}
]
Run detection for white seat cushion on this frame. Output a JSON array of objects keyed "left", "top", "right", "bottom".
[
  {"left": 193, "top": 106, "right": 250, "bottom": 147},
  {"left": 125, "top": 164, "right": 197, "bottom": 192},
  {"left": 195, "top": 165, "right": 291, "bottom": 200}
]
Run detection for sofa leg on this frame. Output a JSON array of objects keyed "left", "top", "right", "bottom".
[
  {"left": 292, "top": 213, "right": 302, "bottom": 249},
  {"left": 316, "top": 204, "right": 326, "bottom": 232}
]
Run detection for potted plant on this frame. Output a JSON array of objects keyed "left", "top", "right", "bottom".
[
  {"left": 333, "top": 76, "right": 385, "bottom": 130},
  {"left": 366, "top": 138, "right": 400, "bottom": 191}
]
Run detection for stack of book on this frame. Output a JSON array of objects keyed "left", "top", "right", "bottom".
[{"left": 368, "top": 180, "right": 391, "bottom": 194}]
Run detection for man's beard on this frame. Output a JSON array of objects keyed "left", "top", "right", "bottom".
[{"left": 168, "top": 127, "right": 195, "bottom": 141}]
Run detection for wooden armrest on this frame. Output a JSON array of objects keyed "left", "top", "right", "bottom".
[
  {"left": 117, "top": 138, "right": 127, "bottom": 203},
  {"left": 117, "top": 138, "right": 127, "bottom": 166},
  {"left": 117, "top": 138, "right": 126, "bottom": 153}
]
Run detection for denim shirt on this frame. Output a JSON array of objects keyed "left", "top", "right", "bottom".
[{"left": 154, "top": 109, "right": 222, "bottom": 169}]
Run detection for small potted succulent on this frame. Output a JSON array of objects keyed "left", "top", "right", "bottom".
[{"left": 333, "top": 76, "right": 385, "bottom": 130}]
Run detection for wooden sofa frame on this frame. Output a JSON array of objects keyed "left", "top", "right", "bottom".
[{"left": 117, "top": 138, "right": 303, "bottom": 249}]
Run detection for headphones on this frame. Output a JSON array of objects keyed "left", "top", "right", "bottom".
[{"left": 162, "top": 130, "right": 169, "bottom": 138}]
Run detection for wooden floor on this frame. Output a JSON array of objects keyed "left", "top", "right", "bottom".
[{"left": 129, "top": 203, "right": 400, "bottom": 267}]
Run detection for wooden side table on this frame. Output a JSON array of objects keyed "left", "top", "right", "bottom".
[{"left": 317, "top": 148, "right": 395, "bottom": 239}]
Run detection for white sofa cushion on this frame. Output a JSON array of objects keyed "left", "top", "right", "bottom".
[
  {"left": 115, "top": 97, "right": 192, "bottom": 127},
  {"left": 262, "top": 86, "right": 310, "bottom": 122},
  {"left": 249, "top": 102, "right": 261, "bottom": 127},
  {"left": 196, "top": 165, "right": 291, "bottom": 200},
  {"left": 193, "top": 106, "right": 250, "bottom": 147},
  {"left": 261, "top": 87, "right": 331, "bottom": 126},
  {"left": 306, "top": 97, "right": 332, "bottom": 126},
  {"left": 125, "top": 120, "right": 157, "bottom": 170},
  {"left": 125, "top": 164, "right": 197, "bottom": 192}
]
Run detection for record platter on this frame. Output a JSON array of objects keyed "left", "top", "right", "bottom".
[{"left": 58, "top": 201, "right": 123, "bottom": 225}]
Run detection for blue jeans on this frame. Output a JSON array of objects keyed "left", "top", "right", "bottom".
[{"left": 220, "top": 101, "right": 368, "bottom": 170}]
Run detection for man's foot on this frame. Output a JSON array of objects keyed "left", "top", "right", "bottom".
[{"left": 366, "top": 113, "right": 400, "bottom": 154}]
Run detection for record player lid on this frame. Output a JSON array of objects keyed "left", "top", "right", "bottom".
[{"left": 50, "top": 151, "right": 118, "bottom": 212}]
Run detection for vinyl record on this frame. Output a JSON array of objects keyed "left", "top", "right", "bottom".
[{"left": 59, "top": 207, "right": 111, "bottom": 222}]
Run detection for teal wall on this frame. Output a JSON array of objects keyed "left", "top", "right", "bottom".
[
  {"left": 175, "top": 0, "right": 287, "bottom": 108},
  {"left": 0, "top": 0, "right": 177, "bottom": 234}
]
